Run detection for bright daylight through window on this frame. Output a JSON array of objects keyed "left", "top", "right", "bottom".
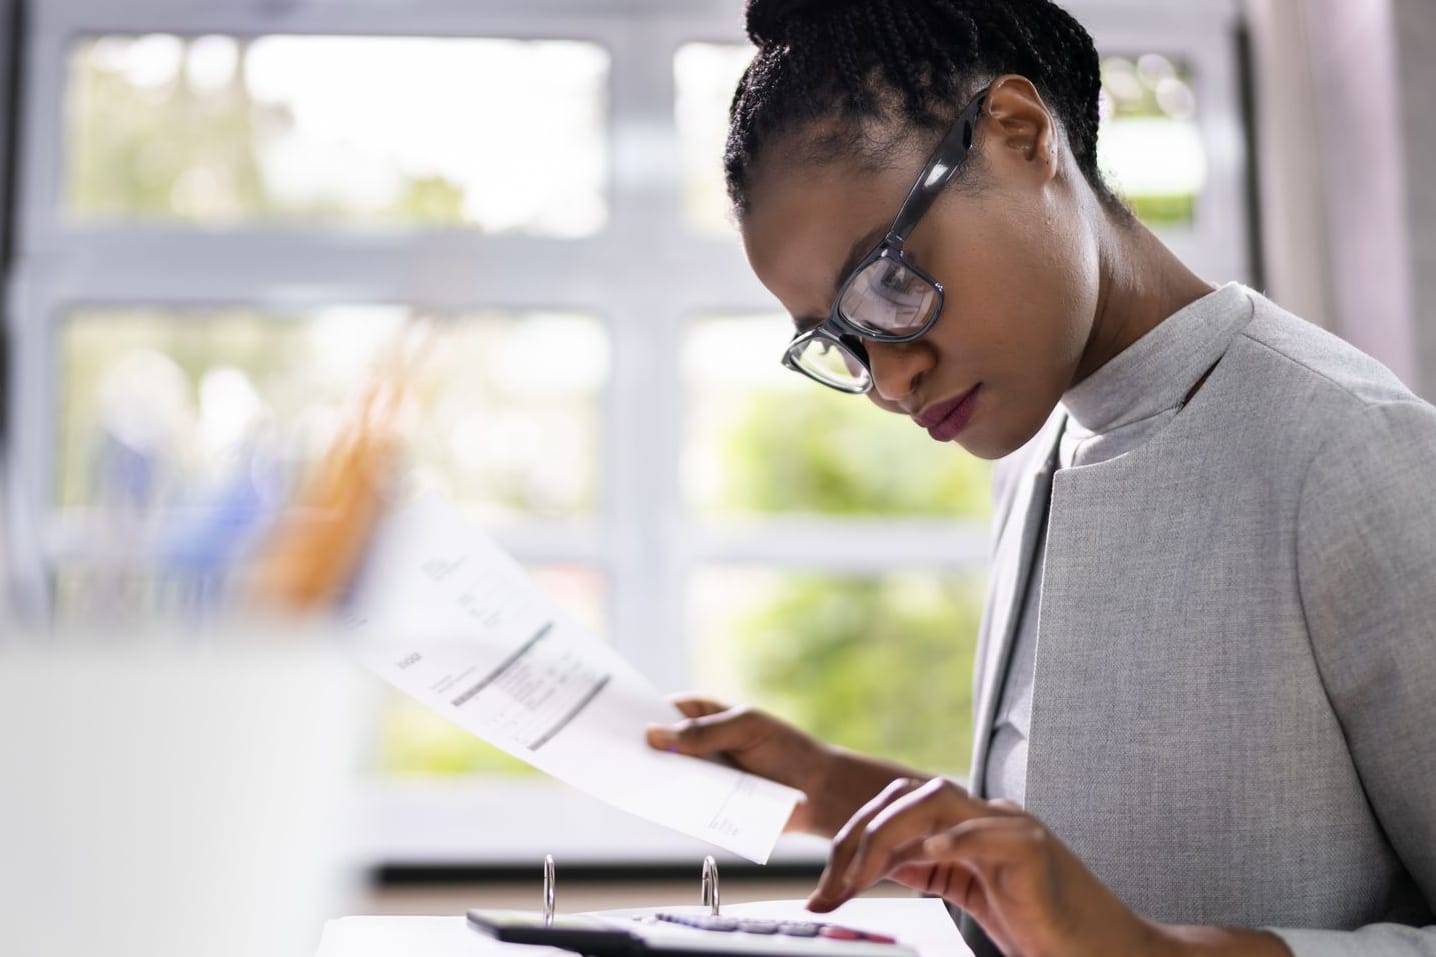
[{"left": 11, "top": 1, "right": 1249, "bottom": 859}]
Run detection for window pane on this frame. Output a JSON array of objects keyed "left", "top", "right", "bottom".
[
  {"left": 674, "top": 43, "right": 753, "bottom": 236},
  {"left": 683, "top": 315, "right": 991, "bottom": 519},
  {"left": 59, "top": 307, "right": 607, "bottom": 522},
  {"left": 1098, "top": 54, "right": 1206, "bottom": 227},
  {"left": 379, "top": 563, "right": 606, "bottom": 778},
  {"left": 691, "top": 567, "right": 983, "bottom": 776},
  {"left": 66, "top": 35, "right": 609, "bottom": 234}
]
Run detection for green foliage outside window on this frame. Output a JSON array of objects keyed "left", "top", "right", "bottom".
[
  {"left": 62, "top": 35, "right": 995, "bottom": 781},
  {"left": 721, "top": 571, "right": 984, "bottom": 777},
  {"left": 714, "top": 386, "right": 990, "bottom": 519},
  {"left": 699, "top": 387, "right": 989, "bottom": 777}
]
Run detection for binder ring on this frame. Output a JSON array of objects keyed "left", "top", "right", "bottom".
[
  {"left": 701, "top": 856, "right": 720, "bottom": 916},
  {"left": 543, "top": 854, "right": 556, "bottom": 926}
]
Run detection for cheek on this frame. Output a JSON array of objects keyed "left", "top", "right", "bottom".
[
  {"left": 973, "top": 209, "right": 1097, "bottom": 373},
  {"left": 927, "top": 226, "right": 1097, "bottom": 455},
  {"left": 865, "top": 392, "right": 903, "bottom": 415}
]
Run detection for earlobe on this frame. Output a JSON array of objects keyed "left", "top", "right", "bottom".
[{"left": 983, "top": 74, "right": 1059, "bottom": 182}]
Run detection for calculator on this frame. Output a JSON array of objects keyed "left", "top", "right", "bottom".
[{"left": 466, "top": 909, "right": 920, "bottom": 957}]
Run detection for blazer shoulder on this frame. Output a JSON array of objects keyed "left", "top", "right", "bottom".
[{"left": 1233, "top": 290, "right": 1420, "bottom": 413}]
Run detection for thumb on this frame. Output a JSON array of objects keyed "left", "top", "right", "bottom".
[{"left": 645, "top": 707, "right": 761, "bottom": 757}]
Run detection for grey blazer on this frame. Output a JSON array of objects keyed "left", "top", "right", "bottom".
[{"left": 964, "top": 288, "right": 1436, "bottom": 956}]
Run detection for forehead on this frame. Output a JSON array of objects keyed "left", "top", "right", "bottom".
[{"left": 740, "top": 160, "right": 918, "bottom": 319}]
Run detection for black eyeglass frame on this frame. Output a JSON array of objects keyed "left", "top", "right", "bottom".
[{"left": 781, "top": 86, "right": 990, "bottom": 393}]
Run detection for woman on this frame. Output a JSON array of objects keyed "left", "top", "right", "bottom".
[{"left": 646, "top": 1, "right": 1436, "bottom": 955}]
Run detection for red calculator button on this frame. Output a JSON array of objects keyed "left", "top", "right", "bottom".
[
  {"left": 818, "top": 926, "right": 863, "bottom": 941},
  {"left": 859, "top": 931, "right": 897, "bottom": 944}
]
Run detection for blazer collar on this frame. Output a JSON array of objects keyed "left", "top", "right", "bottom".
[{"left": 968, "top": 410, "right": 1066, "bottom": 796}]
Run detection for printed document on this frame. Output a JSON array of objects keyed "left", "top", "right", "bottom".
[{"left": 347, "top": 497, "right": 800, "bottom": 863}]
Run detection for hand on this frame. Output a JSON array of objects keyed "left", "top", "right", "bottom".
[
  {"left": 644, "top": 695, "right": 926, "bottom": 837},
  {"left": 808, "top": 777, "right": 1292, "bottom": 957}
]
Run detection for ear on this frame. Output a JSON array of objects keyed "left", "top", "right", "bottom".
[{"left": 980, "top": 74, "right": 1059, "bottom": 185}]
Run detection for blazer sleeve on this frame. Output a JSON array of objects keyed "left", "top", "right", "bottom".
[{"left": 1271, "top": 399, "right": 1436, "bottom": 956}]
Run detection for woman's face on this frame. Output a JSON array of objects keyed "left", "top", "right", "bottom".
[{"left": 739, "top": 103, "right": 1102, "bottom": 460}]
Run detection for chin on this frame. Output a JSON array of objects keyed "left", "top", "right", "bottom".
[
  {"left": 957, "top": 407, "right": 1051, "bottom": 461},
  {"left": 954, "top": 432, "right": 1011, "bottom": 461}
]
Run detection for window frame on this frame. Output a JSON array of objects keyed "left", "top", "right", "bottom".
[{"left": 5, "top": 0, "right": 1248, "bottom": 863}]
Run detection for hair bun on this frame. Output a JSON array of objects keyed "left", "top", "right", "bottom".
[{"left": 745, "top": 0, "right": 839, "bottom": 47}]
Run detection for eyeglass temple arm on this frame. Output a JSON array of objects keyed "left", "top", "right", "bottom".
[{"left": 887, "top": 92, "right": 988, "bottom": 245}]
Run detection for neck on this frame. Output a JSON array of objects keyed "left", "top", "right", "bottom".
[{"left": 1075, "top": 209, "right": 1215, "bottom": 386}]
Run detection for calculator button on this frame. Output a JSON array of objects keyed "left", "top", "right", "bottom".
[
  {"left": 778, "top": 923, "right": 821, "bottom": 937},
  {"left": 736, "top": 920, "right": 780, "bottom": 934},
  {"left": 819, "top": 926, "right": 863, "bottom": 941},
  {"left": 695, "top": 917, "right": 740, "bottom": 932}
]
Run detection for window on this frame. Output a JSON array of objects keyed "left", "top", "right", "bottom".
[
  {"left": 1099, "top": 54, "right": 1206, "bottom": 227},
  {"left": 8, "top": 0, "right": 1251, "bottom": 862},
  {"left": 67, "top": 35, "right": 609, "bottom": 233}
]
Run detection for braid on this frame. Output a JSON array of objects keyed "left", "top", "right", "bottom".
[
  {"left": 869, "top": 4, "right": 922, "bottom": 116},
  {"left": 726, "top": 0, "right": 1123, "bottom": 216},
  {"left": 834, "top": 14, "right": 870, "bottom": 115}
]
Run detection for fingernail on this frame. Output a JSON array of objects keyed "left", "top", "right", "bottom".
[
  {"left": 646, "top": 726, "right": 676, "bottom": 748},
  {"left": 923, "top": 834, "right": 952, "bottom": 855}
]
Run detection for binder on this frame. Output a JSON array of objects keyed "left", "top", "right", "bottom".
[{"left": 465, "top": 855, "right": 922, "bottom": 957}]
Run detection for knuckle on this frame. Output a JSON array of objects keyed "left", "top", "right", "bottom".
[
  {"left": 729, "top": 705, "right": 759, "bottom": 725},
  {"left": 926, "top": 777, "right": 957, "bottom": 797},
  {"left": 676, "top": 717, "right": 711, "bottom": 739},
  {"left": 885, "top": 776, "right": 917, "bottom": 796}
]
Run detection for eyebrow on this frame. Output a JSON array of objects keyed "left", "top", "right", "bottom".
[
  {"left": 793, "top": 225, "right": 886, "bottom": 333},
  {"left": 835, "top": 226, "right": 886, "bottom": 293},
  {"left": 798, "top": 224, "right": 884, "bottom": 331}
]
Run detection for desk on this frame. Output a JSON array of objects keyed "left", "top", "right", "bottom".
[{"left": 315, "top": 898, "right": 975, "bottom": 957}]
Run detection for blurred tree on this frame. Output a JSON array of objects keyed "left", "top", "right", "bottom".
[
  {"left": 66, "top": 36, "right": 473, "bottom": 226},
  {"left": 388, "top": 174, "right": 467, "bottom": 223},
  {"left": 734, "top": 573, "right": 982, "bottom": 775},
  {"left": 59, "top": 37, "right": 993, "bottom": 781},
  {"left": 719, "top": 387, "right": 990, "bottom": 517},
  {"left": 68, "top": 38, "right": 271, "bottom": 221},
  {"left": 713, "top": 390, "right": 989, "bottom": 775}
]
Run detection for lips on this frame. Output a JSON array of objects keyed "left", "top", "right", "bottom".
[{"left": 915, "top": 385, "right": 981, "bottom": 441}]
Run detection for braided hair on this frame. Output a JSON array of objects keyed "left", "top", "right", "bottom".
[{"left": 727, "top": 0, "right": 1126, "bottom": 217}]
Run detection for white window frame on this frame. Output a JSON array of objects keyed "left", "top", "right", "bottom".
[{"left": 5, "top": 0, "right": 1248, "bottom": 864}]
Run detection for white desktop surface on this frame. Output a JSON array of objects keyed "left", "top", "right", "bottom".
[{"left": 315, "top": 897, "right": 974, "bottom": 957}]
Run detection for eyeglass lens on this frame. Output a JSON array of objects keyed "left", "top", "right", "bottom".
[
  {"left": 837, "top": 256, "right": 940, "bottom": 338},
  {"left": 788, "top": 335, "right": 871, "bottom": 392}
]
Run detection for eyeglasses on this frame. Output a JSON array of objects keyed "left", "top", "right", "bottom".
[{"left": 781, "top": 87, "right": 989, "bottom": 394}]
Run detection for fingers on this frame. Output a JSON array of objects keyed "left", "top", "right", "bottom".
[
  {"left": 667, "top": 694, "right": 729, "bottom": 720},
  {"left": 921, "top": 815, "right": 1053, "bottom": 886},
  {"left": 644, "top": 705, "right": 765, "bottom": 757},
  {"left": 645, "top": 694, "right": 732, "bottom": 753},
  {"left": 810, "top": 777, "right": 991, "bottom": 912},
  {"left": 808, "top": 777, "right": 924, "bottom": 910}
]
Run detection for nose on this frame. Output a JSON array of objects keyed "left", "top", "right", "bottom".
[{"left": 866, "top": 339, "right": 933, "bottom": 404}]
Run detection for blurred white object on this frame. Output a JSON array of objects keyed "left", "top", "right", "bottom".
[{"left": 0, "top": 638, "right": 374, "bottom": 957}]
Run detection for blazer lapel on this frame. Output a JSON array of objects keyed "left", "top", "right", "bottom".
[{"left": 967, "top": 414, "right": 1064, "bottom": 796}]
